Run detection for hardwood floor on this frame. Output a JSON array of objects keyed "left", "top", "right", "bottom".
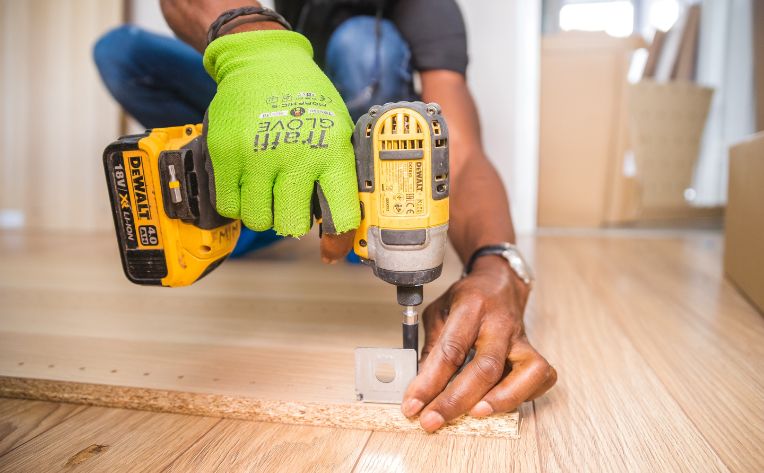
[{"left": 0, "top": 229, "right": 762, "bottom": 471}]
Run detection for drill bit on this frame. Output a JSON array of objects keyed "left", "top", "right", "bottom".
[{"left": 402, "top": 304, "right": 419, "bottom": 352}]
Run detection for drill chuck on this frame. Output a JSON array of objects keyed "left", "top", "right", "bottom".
[{"left": 396, "top": 285, "right": 423, "bottom": 307}]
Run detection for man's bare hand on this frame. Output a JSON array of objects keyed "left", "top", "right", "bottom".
[{"left": 401, "top": 255, "right": 557, "bottom": 432}]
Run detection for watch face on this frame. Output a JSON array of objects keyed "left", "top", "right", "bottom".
[{"left": 503, "top": 249, "right": 533, "bottom": 285}]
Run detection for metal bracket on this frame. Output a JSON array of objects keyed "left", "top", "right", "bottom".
[{"left": 354, "top": 347, "right": 417, "bottom": 404}]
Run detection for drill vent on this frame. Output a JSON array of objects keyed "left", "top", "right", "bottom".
[{"left": 379, "top": 111, "right": 425, "bottom": 151}]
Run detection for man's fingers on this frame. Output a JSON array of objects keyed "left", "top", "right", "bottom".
[
  {"left": 528, "top": 365, "right": 557, "bottom": 400},
  {"left": 273, "top": 173, "right": 313, "bottom": 237},
  {"left": 416, "top": 318, "right": 511, "bottom": 432},
  {"left": 315, "top": 156, "right": 361, "bottom": 234},
  {"left": 401, "top": 293, "right": 481, "bottom": 419},
  {"left": 469, "top": 339, "right": 556, "bottom": 416},
  {"left": 240, "top": 173, "right": 274, "bottom": 231},
  {"left": 418, "top": 295, "right": 450, "bottom": 364},
  {"left": 319, "top": 230, "right": 355, "bottom": 263}
]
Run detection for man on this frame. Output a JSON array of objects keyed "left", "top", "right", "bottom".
[{"left": 93, "top": 0, "right": 556, "bottom": 433}]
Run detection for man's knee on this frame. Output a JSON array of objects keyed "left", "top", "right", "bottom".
[
  {"left": 326, "top": 16, "right": 413, "bottom": 106},
  {"left": 93, "top": 25, "right": 147, "bottom": 97}
]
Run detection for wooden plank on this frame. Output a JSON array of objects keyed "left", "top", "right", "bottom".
[
  {"left": 353, "top": 402, "right": 539, "bottom": 473},
  {"left": 0, "top": 405, "right": 219, "bottom": 472},
  {"left": 166, "top": 420, "right": 370, "bottom": 472},
  {"left": 643, "top": 29, "right": 666, "bottom": 79},
  {"left": 0, "top": 398, "right": 86, "bottom": 456},
  {"left": 673, "top": 4, "right": 701, "bottom": 81},
  {"left": 527, "top": 234, "right": 732, "bottom": 472},
  {"left": 589, "top": 236, "right": 764, "bottom": 472},
  {"left": 0, "top": 232, "right": 519, "bottom": 437}
]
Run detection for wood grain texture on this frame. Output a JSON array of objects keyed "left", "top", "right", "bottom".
[
  {"left": 0, "top": 232, "right": 518, "bottom": 437},
  {"left": 2, "top": 230, "right": 764, "bottom": 472},
  {"left": 528, "top": 230, "right": 762, "bottom": 472},
  {"left": 0, "top": 405, "right": 219, "bottom": 472},
  {"left": 166, "top": 420, "right": 370, "bottom": 473},
  {"left": 0, "top": 398, "right": 85, "bottom": 456},
  {"left": 353, "top": 402, "right": 539, "bottom": 473}
]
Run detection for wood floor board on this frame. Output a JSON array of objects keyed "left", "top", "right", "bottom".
[
  {"left": 527, "top": 236, "right": 733, "bottom": 473},
  {"left": 0, "top": 398, "right": 86, "bottom": 457},
  {"left": 0, "top": 404, "right": 220, "bottom": 472},
  {"left": 353, "top": 402, "right": 540, "bottom": 473},
  {"left": 165, "top": 419, "right": 370, "bottom": 473},
  {"left": 2, "top": 229, "right": 764, "bottom": 470},
  {"left": 580, "top": 236, "right": 764, "bottom": 472}
]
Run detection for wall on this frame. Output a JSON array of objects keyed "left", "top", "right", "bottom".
[
  {"left": 0, "top": 0, "right": 123, "bottom": 231},
  {"left": 456, "top": 0, "right": 541, "bottom": 234}
]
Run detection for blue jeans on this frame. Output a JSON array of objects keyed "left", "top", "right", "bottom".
[{"left": 94, "top": 16, "right": 415, "bottom": 257}]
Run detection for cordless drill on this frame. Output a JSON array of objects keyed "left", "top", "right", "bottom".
[{"left": 103, "top": 101, "right": 449, "bottom": 354}]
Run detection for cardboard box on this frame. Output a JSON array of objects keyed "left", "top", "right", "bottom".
[
  {"left": 628, "top": 80, "right": 713, "bottom": 218},
  {"left": 755, "top": 0, "right": 764, "bottom": 131},
  {"left": 538, "top": 33, "right": 644, "bottom": 227},
  {"left": 725, "top": 132, "right": 764, "bottom": 313}
]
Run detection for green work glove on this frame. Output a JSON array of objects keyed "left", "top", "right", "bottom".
[{"left": 203, "top": 30, "right": 360, "bottom": 237}]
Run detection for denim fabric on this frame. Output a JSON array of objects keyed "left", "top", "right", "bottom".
[
  {"left": 94, "top": 17, "right": 414, "bottom": 258},
  {"left": 325, "top": 16, "right": 417, "bottom": 121},
  {"left": 94, "top": 25, "right": 217, "bottom": 128}
]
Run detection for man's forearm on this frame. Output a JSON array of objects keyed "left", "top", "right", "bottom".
[
  {"left": 160, "top": 0, "right": 283, "bottom": 52},
  {"left": 420, "top": 70, "right": 516, "bottom": 264}
]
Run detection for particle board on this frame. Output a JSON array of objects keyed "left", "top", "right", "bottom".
[
  {"left": 0, "top": 232, "right": 520, "bottom": 437},
  {"left": 0, "top": 377, "right": 519, "bottom": 438}
]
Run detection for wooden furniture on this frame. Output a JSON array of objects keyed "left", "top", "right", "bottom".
[
  {"left": 0, "top": 229, "right": 762, "bottom": 471},
  {"left": 0, "top": 231, "right": 516, "bottom": 437}
]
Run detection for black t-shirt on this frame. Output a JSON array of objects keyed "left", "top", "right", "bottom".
[{"left": 275, "top": 0, "right": 468, "bottom": 75}]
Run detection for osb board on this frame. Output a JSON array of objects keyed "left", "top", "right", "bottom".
[{"left": 0, "top": 232, "right": 519, "bottom": 438}]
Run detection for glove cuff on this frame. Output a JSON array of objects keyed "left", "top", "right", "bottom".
[{"left": 203, "top": 30, "right": 314, "bottom": 83}]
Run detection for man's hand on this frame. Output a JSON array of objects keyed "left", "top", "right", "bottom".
[
  {"left": 401, "top": 255, "right": 557, "bottom": 432},
  {"left": 203, "top": 30, "right": 360, "bottom": 252}
]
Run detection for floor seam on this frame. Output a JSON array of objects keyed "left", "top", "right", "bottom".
[
  {"left": 532, "top": 401, "right": 544, "bottom": 473},
  {"left": 0, "top": 399, "right": 88, "bottom": 459},
  {"left": 160, "top": 417, "right": 224, "bottom": 473},
  {"left": 594, "top": 243, "right": 736, "bottom": 473},
  {"left": 349, "top": 430, "right": 373, "bottom": 473}
]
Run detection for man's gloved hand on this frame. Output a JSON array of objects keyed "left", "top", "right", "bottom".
[{"left": 203, "top": 30, "right": 360, "bottom": 240}]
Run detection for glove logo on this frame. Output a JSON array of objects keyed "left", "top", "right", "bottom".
[{"left": 253, "top": 116, "right": 335, "bottom": 152}]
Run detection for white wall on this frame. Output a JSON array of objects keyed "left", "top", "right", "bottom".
[
  {"left": 0, "top": 0, "right": 123, "bottom": 231},
  {"left": 694, "top": 0, "right": 755, "bottom": 206},
  {"left": 457, "top": 0, "right": 541, "bottom": 234}
]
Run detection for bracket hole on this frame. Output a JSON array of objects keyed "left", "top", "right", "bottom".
[{"left": 375, "top": 362, "right": 396, "bottom": 383}]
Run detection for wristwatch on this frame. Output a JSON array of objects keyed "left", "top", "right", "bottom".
[{"left": 463, "top": 243, "right": 535, "bottom": 288}]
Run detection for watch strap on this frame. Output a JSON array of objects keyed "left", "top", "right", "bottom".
[
  {"left": 207, "top": 6, "right": 292, "bottom": 46},
  {"left": 463, "top": 243, "right": 534, "bottom": 287}
]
